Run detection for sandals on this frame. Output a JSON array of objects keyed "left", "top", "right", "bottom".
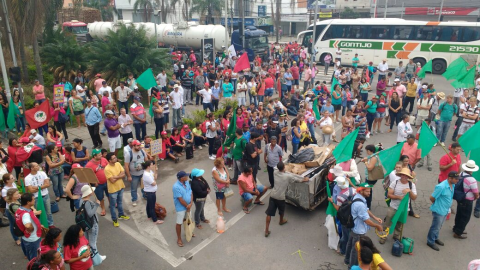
[
  {"left": 279, "top": 219, "right": 288, "bottom": 225},
  {"left": 196, "top": 224, "right": 203, "bottom": 229},
  {"left": 243, "top": 208, "right": 250, "bottom": 214},
  {"left": 177, "top": 241, "right": 184, "bottom": 247},
  {"left": 265, "top": 231, "right": 271, "bottom": 237},
  {"left": 100, "top": 211, "right": 106, "bottom": 216},
  {"left": 254, "top": 201, "right": 265, "bottom": 205},
  {"left": 202, "top": 219, "right": 210, "bottom": 224},
  {"left": 222, "top": 208, "right": 231, "bottom": 213},
  {"left": 55, "top": 197, "right": 60, "bottom": 202}
]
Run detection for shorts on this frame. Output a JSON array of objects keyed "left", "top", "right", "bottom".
[
  {"left": 459, "top": 122, "right": 474, "bottom": 135},
  {"left": 265, "top": 88, "right": 274, "bottom": 97},
  {"left": 163, "top": 113, "right": 169, "bottom": 124},
  {"left": 265, "top": 197, "right": 286, "bottom": 216},
  {"left": 333, "top": 104, "right": 341, "bottom": 111},
  {"left": 176, "top": 210, "right": 186, "bottom": 224},
  {"left": 215, "top": 192, "right": 225, "bottom": 200},
  {"left": 241, "top": 184, "right": 265, "bottom": 201},
  {"left": 108, "top": 135, "right": 122, "bottom": 152},
  {"left": 293, "top": 79, "right": 299, "bottom": 86},
  {"left": 375, "top": 112, "right": 385, "bottom": 118},
  {"left": 94, "top": 183, "right": 109, "bottom": 201},
  {"left": 74, "top": 109, "right": 85, "bottom": 116}
]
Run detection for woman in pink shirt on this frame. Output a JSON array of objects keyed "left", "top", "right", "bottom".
[
  {"left": 50, "top": 102, "right": 69, "bottom": 141},
  {"left": 33, "top": 79, "right": 46, "bottom": 103}
]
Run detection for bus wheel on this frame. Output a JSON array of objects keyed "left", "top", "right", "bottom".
[
  {"left": 320, "top": 53, "right": 328, "bottom": 66},
  {"left": 413, "top": 57, "right": 426, "bottom": 68},
  {"left": 432, "top": 59, "right": 447, "bottom": 74}
]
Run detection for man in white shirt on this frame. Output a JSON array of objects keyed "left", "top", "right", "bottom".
[
  {"left": 75, "top": 81, "right": 87, "bottom": 102},
  {"left": 156, "top": 70, "right": 168, "bottom": 92},
  {"left": 98, "top": 81, "right": 113, "bottom": 103},
  {"left": 30, "top": 129, "right": 46, "bottom": 150},
  {"left": 114, "top": 81, "right": 133, "bottom": 113},
  {"left": 397, "top": 114, "right": 413, "bottom": 143},
  {"left": 335, "top": 47, "right": 342, "bottom": 61},
  {"left": 377, "top": 59, "right": 389, "bottom": 81},
  {"left": 196, "top": 83, "right": 213, "bottom": 113},
  {"left": 416, "top": 92, "right": 433, "bottom": 127},
  {"left": 169, "top": 84, "right": 183, "bottom": 127},
  {"left": 25, "top": 162, "right": 54, "bottom": 227}
]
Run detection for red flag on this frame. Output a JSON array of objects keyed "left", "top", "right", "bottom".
[
  {"left": 234, "top": 53, "right": 250, "bottom": 73},
  {"left": 16, "top": 143, "right": 42, "bottom": 163},
  {"left": 25, "top": 100, "right": 52, "bottom": 129}
]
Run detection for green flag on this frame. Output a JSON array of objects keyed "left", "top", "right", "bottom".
[
  {"left": 416, "top": 60, "right": 432, "bottom": 79},
  {"left": 313, "top": 99, "right": 321, "bottom": 121},
  {"left": 377, "top": 142, "right": 405, "bottom": 177},
  {"left": 333, "top": 128, "right": 359, "bottom": 164},
  {"left": 136, "top": 68, "right": 157, "bottom": 90},
  {"left": 7, "top": 99, "right": 16, "bottom": 130},
  {"left": 326, "top": 182, "right": 337, "bottom": 217},
  {"left": 468, "top": 149, "right": 480, "bottom": 181},
  {"left": 459, "top": 122, "right": 480, "bottom": 157},
  {"left": 418, "top": 121, "right": 438, "bottom": 158},
  {"left": 0, "top": 106, "right": 5, "bottom": 130},
  {"left": 223, "top": 108, "right": 237, "bottom": 148},
  {"left": 36, "top": 189, "right": 49, "bottom": 228},
  {"left": 331, "top": 77, "right": 339, "bottom": 92},
  {"left": 148, "top": 97, "right": 154, "bottom": 118},
  {"left": 389, "top": 193, "right": 410, "bottom": 235},
  {"left": 455, "top": 67, "right": 476, "bottom": 89},
  {"left": 442, "top": 58, "right": 468, "bottom": 81}
]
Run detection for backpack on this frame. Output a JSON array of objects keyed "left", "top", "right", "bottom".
[
  {"left": 337, "top": 198, "right": 364, "bottom": 228},
  {"left": 128, "top": 149, "right": 145, "bottom": 163},
  {"left": 200, "top": 120, "right": 208, "bottom": 134},
  {"left": 453, "top": 174, "right": 468, "bottom": 202},
  {"left": 58, "top": 111, "right": 69, "bottom": 124},
  {"left": 75, "top": 201, "right": 95, "bottom": 232},
  {"left": 11, "top": 204, "right": 24, "bottom": 237},
  {"left": 27, "top": 254, "right": 47, "bottom": 270}
]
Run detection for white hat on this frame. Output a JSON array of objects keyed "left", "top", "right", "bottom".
[
  {"left": 31, "top": 129, "right": 37, "bottom": 134},
  {"left": 329, "top": 165, "right": 345, "bottom": 177},
  {"left": 105, "top": 110, "right": 114, "bottom": 115},
  {"left": 334, "top": 176, "right": 349, "bottom": 189},
  {"left": 173, "top": 84, "right": 179, "bottom": 88},
  {"left": 462, "top": 160, "right": 479, "bottom": 172},
  {"left": 180, "top": 65, "right": 184, "bottom": 68},
  {"left": 422, "top": 85, "right": 428, "bottom": 89},
  {"left": 394, "top": 78, "right": 400, "bottom": 82},
  {"left": 81, "top": 185, "right": 96, "bottom": 198}
]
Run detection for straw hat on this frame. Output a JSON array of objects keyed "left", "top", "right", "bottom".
[
  {"left": 462, "top": 160, "right": 479, "bottom": 172},
  {"left": 322, "top": 125, "right": 333, "bottom": 134},
  {"left": 436, "top": 92, "right": 446, "bottom": 99},
  {"left": 329, "top": 165, "right": 345, "bottom": 177},
  {"left": 396, "top": 168, "right": 413, "bottom": 179}
]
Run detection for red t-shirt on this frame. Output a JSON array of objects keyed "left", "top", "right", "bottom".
[
  {"left": 438, "top": 153, "right": 461, "bottom": 182},
  {"left": 63, "top": 236, "right": 93, "bottom": 270},
  {"left": 291, "top": 66, "right": 300, "bottom": 79},
  {"left": 160, "top": 138, "right": 172, "bottom": 159},
  {"left": 264, "top": 77, "right": 274, "bottom": 89},
  {"left": 85, "top": 158, "right": 108, "bottom": 185}
]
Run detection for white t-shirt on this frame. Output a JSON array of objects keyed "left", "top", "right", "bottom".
[
  {"left": 377, "top": 63, "right": 389, "bottom": 75},
  {"left": 24, "top": 171, "right": 49, "bottom": 198},
  {"left": 197, "top": 89, "right": 213, "bottom": 103},
  {"left": 388, "top": 179, "right": 417, "bottom": 210},
  {"left": 99, "top": 86, "right": 113, "bottom": 102},
  {"left": 2, "top": 183, "right": 17, "bottom": 209},
  {"left": 320, "top": 117, "right": 333, "bottom": 128},
  {"left": 115, "top": 86, "right": 133, "bottom": 102},
  {"left": 33, "top": 134, "right": 45, "bottom": 145},
  {"left": 205, "top": 121, "right": 217, "bottom": 138},
  {"left": 417, "top": 97, "right": 433, "bottom": 117},
  {"left": 22, "top": 210, "right": 40, "bottom": 242},
  {"left": 76, "top": 85, "right": 86, "bottom": 97},
  {"left": 237, "top": 82, "right": 248, "bottom": 98},
  {"left": 142, "top": 170, "right": 157, "bottom": 192},
  {"left": 156, "top": 73, "right": 167, "bottom": 87}
]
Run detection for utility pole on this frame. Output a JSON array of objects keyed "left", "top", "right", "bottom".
[
  {"left": 438, "top": 0, "right": 445, "bottom": 21},
  {"left": 384, "top": 0, "right": 388, "bottom": 18},
  {"left": 310, "top": 0, "right": 319, "bottom": 68},
  {"left": 224, "top": 0, "right": 228, "bottom": 48},
  {"left": 401, "top": 2, "right": 404, "bottom": 19},
  {"left": 373, "top": 0, "right": 378, "bottom": 18},
  {"left": 0, "top": 35, "right": 10, "bottom": 100},
  {"left": 240, "top": 0, "right": 245, "bottom": 50}
]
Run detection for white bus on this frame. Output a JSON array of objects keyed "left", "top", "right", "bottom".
[{"left": 298, "top": 18, "right": 480, "bottom": 74}]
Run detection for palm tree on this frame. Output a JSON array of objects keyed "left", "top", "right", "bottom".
[
  {"left": 190, "top": 0, "right": 224, "bottom": 24},
  {"left": 131, "top": 0, "right": 156, "bottom": 22},
  {"left": 84, "top": 0, "right": 115, "bottom": 21},
  {"left": 169, "top": 0, "right": 190, "bottom": 21},
  {"left": 41, "top": 34, "right": 87, "bottom": 83},
  {"left": 85, "top": 23, "right": 170, "bottom": 87}
]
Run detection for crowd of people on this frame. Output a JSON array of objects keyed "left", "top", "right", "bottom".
[{"left": 0, "top": 41, "right": 479, "bottom": 269}]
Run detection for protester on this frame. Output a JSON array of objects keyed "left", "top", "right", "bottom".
[
  {"left": 124, "top": 140, "right": 148, "bottom": 206},
  {"left": 438, "top": 143, "right": 462, "bottom": 183},
  {"left": 264, "top": 136, "right": 283, "bottom": 188},
  {"left": 16, "top": 193, "right": 43, "bottom": 260},
  {"left": 2, "top": 175, "right": 20, "bottom": 245},
  {"left": 24, "top": 162, "right": 54, "bottom": 228},
  {"left": 190, "top": 168, "right": 211, "bottom": 228},
  {"left": 80, "top": 185, "right": 105, "bottom": 260},
  {"left": 360, "top": 145, "right": 380, "bottom": 208},
  {"left": 104, "top": 153, "right": 130, "bottom": 227},
  {"left": 65, "top": 163, "right": 88, "bottom": 210},
  {"left": 238, "top": 166, "right": 268, "bottom": 214},
  {"left": 71, "top": 138, "right": 89, "bottom": 167},
  {"left": 356, "top": 236, "right": 392, "bottom": 270},
  {"left": 63, "top": 224, "right": 94, "bottom": 270},
  {"left": 85, "top": 99, "right": 103, "bottom": 149},
  {"left": 453, "top": 160, "right": 479, "bottom": 239},
  {"left": 436, "top": 95, "right": 458, "bottom": 146},
  {"left": 45, "top": 144, "right": 65, "bottom": 202},
  {"left": 173, "top": 170, "right": 193, "bottom": 247},
  {"left": 104, "top": 110, "right": 122, "bottom": 155},
  {"left": 118, "top": 108, "right": 134, "bottom": 146},
  {"left": 85, "top": 149, "right": 109, "bottom": 216}
]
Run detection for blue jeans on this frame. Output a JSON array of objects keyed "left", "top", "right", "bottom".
[
  {"left": 307, "top": 123, "right": 316, "bottom": 142},
  {"left": 287, "top": 106, "right": 298, "bottom": 116},
  {"left": 50, "top": 172, "right": 65, "bottom": 198},
  {"left": 38, "top": 124, "right": 48, "bottom": 136},
  {"left": 21, "top": 238, "right": 41, "bottom": 261},
  {"left": 360, "top": 93, "right": 368, "bottom": 102},
  {"left": 248, "top": 92, "right": 257, "bottom": 106},
  {"left": 109, "top": 189, "right": 125, "bottom": 221},
  {"left": 475, "top": 200, "right": 480, "bottom": 214},
  {"left": 94, "top": 183, "right": 109, "bottom": 201},
  {"left": 172, "top": 108, "right": 182, "bottom": 127},
  {"left": 5, "top": 210, "right": 19, "bottom": 242},
  {"left": 118, "top": 101, "right": 129, "bottom": 113},
  {"left": 16, "top": 116, "right": 26, "bottom": 132},
  {"left": 145, "top": 191, "right": 158, "bottom": 222},
  {"left": 340, "top": 225, "right": 350, "bottom": 255},
  {"left": 131, "top": 175, "right": 145, "bottom": 202},
  {"left": 436, "top": 120, "right": 451, "bottom": 143},
  {"left": 292, "top": 142, "right": 299, "bottom": 154},
  {"left": 194, "top": 200, "right": 206, "bottom": 225},
  {"left": 427, "top": 211, "right": 447, "bottom": 245},
  {"left": 134, "top": 122, "right": 147, "bottom": 140},
  {"left": 257, "top": 95, "right": 264, "bottom": 103},
  {"left": 74, "top": 198, "right": 81, "bottom": 210},
  {"left": 36, "top": 195, "right": 53, "bottom": 226},
  {"left": 366, "top": 112, "right": 375, "bottom": 132},
  {"left": 62, "top": 163, "right": 71, "bottom": 176},
  {"left": 85, "top": 222, "right": 99, "bottom": 250},
  {"left": 202, "top": 103, "right": 214, "bottom": 113}
]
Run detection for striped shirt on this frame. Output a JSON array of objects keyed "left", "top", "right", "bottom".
[
  {"left": 462, "top": 105, "right": 479, "bottom": 125},
  {"left": 460, "top": 172, "right": 479, "bottom": 201}
]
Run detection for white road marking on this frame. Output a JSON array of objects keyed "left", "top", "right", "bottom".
[{"left": 202, "top": 194, "right": 220, "bottom": 229}]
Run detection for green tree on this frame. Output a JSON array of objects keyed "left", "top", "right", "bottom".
[
  {"left": 191, "top": 0, "right": 224, "bottom": 24},
  {"left": 85, "top": 23, "right": 170, "bottom": 87},
  {"left": 340, "top": 7, "right": 361, "bottom": 19},
  {"left": 84, "top": 0, "right": 115, "bottom": 21},
  {"left": 131, "top": 0, "right": 157, "bottom": 22},
  {"left": 41, "top": 34, "right": 87, "bottom": 83}
]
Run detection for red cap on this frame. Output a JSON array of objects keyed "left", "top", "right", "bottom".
[
  {"left": 132, "top": 140, "right": 141, "bottom": 146},
  {"left": 19, "top": 137, "right": 30, "bottom": 143},
  {"left": 183, "top": 124, "right": 189, "bottom": 129},
  {"left": 95, "top": 73, "right": 101, "bottom": 77},
  {"left": 72, "top": 163, "right": 82, "bottom": 169},
  {"left": 204, "top": 82, "right": 209, "bottom": 87},
  {"left": 161, "top": 131, "right": 167, "bottom": 135},
  {"left": 55, "top": 141, "right": 62, "bottom": 147}
]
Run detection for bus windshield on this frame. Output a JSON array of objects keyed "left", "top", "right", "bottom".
[
  {"left": 246, "top": 36, "right": 269, "bottom": 50},
  {"left": 66, "top": 26, "right": 88, "bottom": 34}
]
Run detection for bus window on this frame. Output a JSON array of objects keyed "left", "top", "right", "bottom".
[
  {"left": 460, "top": 27, "right": 480, "bottom": 42},
  {"left": 302, "top": 32, "right": 313, "bottom": 48},
  {"left": 392, "top": 26, "right": 414, "bottom": 40},
  {"left": 313, "top": 25, "right": 327, "bottom": 43},
  {"left": 413, "top": 26, "right": 436, "bottom": 41},
  {"left": 369, "top": 26, "right": 392, "bottom": 39},
  {"left": 345, "top": 25, "right": 364, "bottom": 39},
  {"left": 438, "top": 27, "right": 461, "bottom": 42},
  {"left": 322, "top": 25, "right": 346, "bottom": 40}
]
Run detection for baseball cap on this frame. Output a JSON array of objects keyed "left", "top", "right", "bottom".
[
  {"left": 95, "top": 73, "right": 101, "bottom": 77},
  {"left": 19, "top": 137, "right": 30, "bottom": 143},
  {"left": 407, "top": 134, "right": 416, "bottom": 140},
  {"left": 394, "top": 78, "right": 400, "bottom": 82},
  {"left": 161, "top": 131, "right": 167, "bottom": 135},
  {"left": 448, "top": 171, "right": 459, "bottom": 178},
  {"left": 102, "top": 81, "right": 107, "bottom": 85},
  {"left": 272, "top": 120, "right": 279, "bottom": 124},
  {"left": 105, "top": 110, "right": 114, "bottom": 115},
  {"left": 183, "top": 124, "right": 189, "bottom": 129},
  {"left": 134, "top": 96, "right": 141, "bottom": 101},
  {"left": 31, "top": 129, "right": 37, "bottom": 134},
  {"left": 204, "top": 82, "right": 209, "bottom": 87},
  {"left": 215, "top": 81, "right": 219, "bottom": 84},
  {"left": 132, "top": 140, "right": 141, "bottom": 146},
  {"left": 72, "top": 163, "right": 82, "bottom": 169},
  {"left": 92, "top": 148, "right": 102, "bottom": 156},
  {"left": 173, "top": 84, "right": 179, "bottom": 88},
  {"left": 55, "top": 141, "right": 62, "bottom": 147},
  {"left": 177, "top": 171, "right": 189, "bottom": 179},
  {"left": 127, "top": 138, "right": 134, "bottom": 144}
]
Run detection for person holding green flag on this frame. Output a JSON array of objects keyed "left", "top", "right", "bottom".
[
  {"left": 16, "top": 192, "right": 43, "bottom": 260},
  {"left": 379, "top": 168, "right": 417, "bottom": 245},
  {"left": 24, "top": 162, "right": 54, "bottom": 228}
]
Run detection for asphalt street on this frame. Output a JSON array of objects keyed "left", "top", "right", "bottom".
[{"left": 1, "top": 73, "right": 479, "bottom": 270}]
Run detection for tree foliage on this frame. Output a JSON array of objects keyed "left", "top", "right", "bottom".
[
  {"left": 340, "top": 7, "right": 361, "bottom": 19},
  {"left": 84, "top": 0, "right": 116, "bottom": 21},
  {"left": 190, "top": 0, "right": 224, "bottom": 24},
  {"left": 84, "top": 23, "right": 170, "bottom": 87}
]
